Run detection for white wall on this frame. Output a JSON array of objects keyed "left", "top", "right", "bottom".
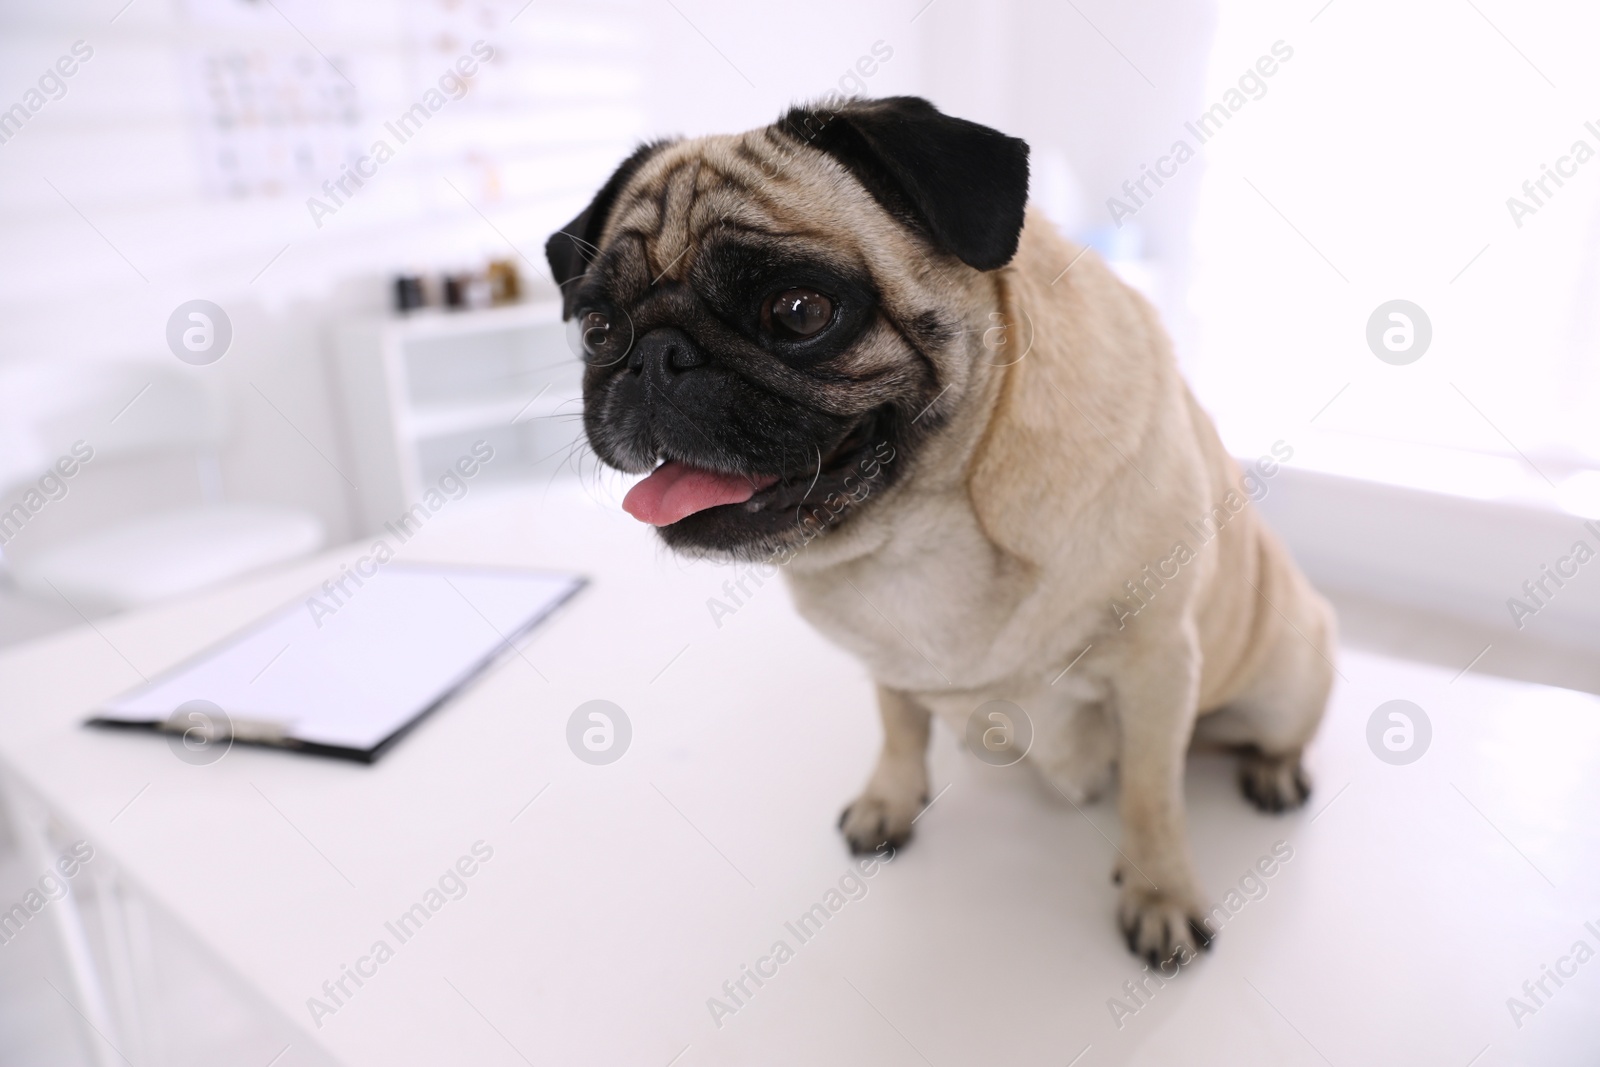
[
  {"left": 0, "top": 0, "right": 1213, "bottom": 562},
  {"left": 0, "top": 0, "right": 649, "bottom": 555}
]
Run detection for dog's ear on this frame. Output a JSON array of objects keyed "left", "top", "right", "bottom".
[
  {"left": 780, "top": 96, "right": 1030, "bottom": 271},
  {"left": 546, "top": 139, "right": 672, "bottom": 317}
]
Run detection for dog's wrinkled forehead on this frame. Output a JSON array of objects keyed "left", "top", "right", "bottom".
[
  {"left": 547, "top": 96, "right": 1032, "bottom": 318},
  {"left": 619, "top": 154, "right": 749, "bottom": 273},
  {"left": 579, "top": 135, "right": 882, "bottom": 312}
]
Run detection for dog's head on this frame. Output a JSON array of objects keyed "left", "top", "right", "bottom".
[{"left": 547, "top": 96, "right": 1029, "bottom": 559}]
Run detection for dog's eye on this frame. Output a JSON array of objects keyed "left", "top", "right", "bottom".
[
  {"left": 765, "top": 288, "right": 833, "bottom": 340},
  {"left": 568, "top": 308, "right": 634, "bottom": 366}
]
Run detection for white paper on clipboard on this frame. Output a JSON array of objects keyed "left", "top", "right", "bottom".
[{"left": 92, "top": 563, "right": 584, "bottom": 760}]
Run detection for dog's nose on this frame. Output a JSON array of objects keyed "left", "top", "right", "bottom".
[{"left": 629, "top": 327, "right": 706, "bottom": 378}]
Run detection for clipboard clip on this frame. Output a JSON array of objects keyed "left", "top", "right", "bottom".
[{"left": 160, "top": 707, "right": 289, "bottom": 744}]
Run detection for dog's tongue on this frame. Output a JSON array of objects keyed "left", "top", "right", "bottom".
[{"left": 623, "top": 461, "right": 776, "bottom": 526}]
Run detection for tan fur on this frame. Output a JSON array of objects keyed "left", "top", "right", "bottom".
[
  {"left": 587, "top": 127, "right": 1336, "bottom": 962},
  {"left": 781, "top": 209, "right": 1336, "bottom": 961}
]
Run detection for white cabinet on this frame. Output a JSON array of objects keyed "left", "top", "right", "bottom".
[{"left": 333, "top": 301, "right": 585, "bottom": 535}]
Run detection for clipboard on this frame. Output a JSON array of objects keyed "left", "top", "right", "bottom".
[{"left": 88, "top": 562, "right": 585, "bottom": 763}]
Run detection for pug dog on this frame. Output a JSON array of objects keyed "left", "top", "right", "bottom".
[{"left": 546, "top": 96, "right": 1336, "bottom": 966}]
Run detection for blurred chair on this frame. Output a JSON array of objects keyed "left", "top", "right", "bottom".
[{"left": 0, "top": 361, "right": 322, "bottom": 612}]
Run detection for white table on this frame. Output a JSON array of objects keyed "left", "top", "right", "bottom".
[{"left": 1, "top": 483, "right": 1596, "bottom": 1066}]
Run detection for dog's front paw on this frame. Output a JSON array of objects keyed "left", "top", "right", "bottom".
[
  {"left": 838, "top": 789, "right": 923, "bottom": 855},
  {"left": 1238, "top": 751, "right": 1311, "bottom": 813},
  {"left": 1116, "top": 882, "right": 1213, "bottom": 967}
]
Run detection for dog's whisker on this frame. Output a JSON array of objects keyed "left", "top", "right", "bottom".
[{"left": 793, "top": 444, "right": 823, "bottom": 523}]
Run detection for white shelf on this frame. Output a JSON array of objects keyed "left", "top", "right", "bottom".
[{"left": 332, "top": 300, "right": 587, "bottom": 535}]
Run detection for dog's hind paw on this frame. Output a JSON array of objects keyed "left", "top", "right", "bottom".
[{"left": 1238, "top": 751, "right": 1311, "bottom": 814}]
